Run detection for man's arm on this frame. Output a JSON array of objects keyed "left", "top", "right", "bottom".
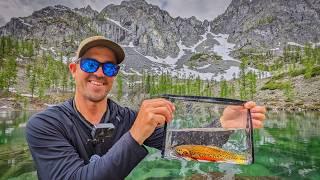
[{"left": 26, "top": 113, "right": 147, "bottom": 180}]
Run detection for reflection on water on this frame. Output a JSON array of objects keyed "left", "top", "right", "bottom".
[
  {"left": 0, "top": 111, "right": 319, "bottom": 179},
  {"left": 0, "top": 111, "right": 37, "bottom": 180}
]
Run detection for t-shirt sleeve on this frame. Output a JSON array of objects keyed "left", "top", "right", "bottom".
[{"left": 26, "top": 110, "right": 148, "bottom": 180}]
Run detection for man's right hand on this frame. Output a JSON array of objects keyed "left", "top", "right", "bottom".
[{"left": 130, "top": 98, "right": 175, "bottom": 145}]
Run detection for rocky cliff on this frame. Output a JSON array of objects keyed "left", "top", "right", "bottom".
[
  {"left": 211, "top": 0, "right": 320, "bottom": 50},
  {"left": 0, "top": 0, "right": 208, "bottom": 60},
  {"left": 0, "top": 0, "right": 319, "bottom": 77}
]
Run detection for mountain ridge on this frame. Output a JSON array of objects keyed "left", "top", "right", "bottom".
[
  {"left": 0, "top": 0, "right": 319, "bottom": 79},
  {"left": 211, "top": 0, "right": 320, "bottom": 51}
]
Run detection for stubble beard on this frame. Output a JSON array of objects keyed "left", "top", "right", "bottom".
[{"left": 77, "top": 76, "right": 111, "bottom": 103}]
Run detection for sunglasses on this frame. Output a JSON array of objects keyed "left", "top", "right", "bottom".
[{"left": 78, "top": 58, "right": 120, "bottom": 77}]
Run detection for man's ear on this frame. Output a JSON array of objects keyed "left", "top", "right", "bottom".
[{"left": 69, "top": 63, "right": 77, "bottom": 78}]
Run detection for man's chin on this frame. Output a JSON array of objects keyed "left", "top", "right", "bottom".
[{"left": 86, "top": 94, "right": 107, "bottom": 103}]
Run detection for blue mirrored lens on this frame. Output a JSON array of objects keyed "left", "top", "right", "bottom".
[
  {"left": 80, "top": 58, "right": 99, "bottom": 73},
  {"left": 102, "top": 63, "right": 119, "bottom": 77},
  {"left": 80, "top": 58, "right": 119, "bottom": 77}
]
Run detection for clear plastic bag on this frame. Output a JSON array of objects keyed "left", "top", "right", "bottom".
[{"left": 160, "top": 94, "right": 254, "bottom": 165}]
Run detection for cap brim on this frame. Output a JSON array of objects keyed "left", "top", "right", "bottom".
[{"left": 78, "top": 39, "right": 125, "bottom": 64}]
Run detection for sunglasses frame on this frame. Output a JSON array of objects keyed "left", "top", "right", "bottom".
[
  {"left": 159, "top": 94, "right": 254, "bottom": 164},
  {"left": 77, "top": 58, "right": 120, "bottom": 77}
]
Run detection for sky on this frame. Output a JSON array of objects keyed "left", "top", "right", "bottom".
[{"left": 0, "top": 0, "right": 232, "bottom": 26}]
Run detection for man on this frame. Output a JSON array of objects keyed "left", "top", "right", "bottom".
[{"left": 26, "top": 36, "right": 266, "bottom": 180}]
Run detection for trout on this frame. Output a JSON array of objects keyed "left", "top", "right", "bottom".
[{"left": 175, "top": 144, "right": 246, "bottom": 164}]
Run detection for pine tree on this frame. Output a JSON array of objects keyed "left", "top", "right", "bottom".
[
  {"left": 145, "top": 73, "right": 151, "bottom": 94},
  {"left": 196, "top": 75, "right": 201, "bottom": 96},
  {"left": 247, "top": 71, "right": 257, "bottom": 99},
  {"left": 303, "top": 43, "right": 314, "bottom": 79},
  {"left": 29, "top": 66, "right": 37, "bottom": 98},
  {"left": 0, "top": 36, "right": 5, "bottom": 60},
  {"left": 229, "top": 82, "right": 236, "bottom": 98},
  {"left": 219, "top": 77, "right": 228, "bottom": 98},
  {"left": 0, "top": 56, "right": 17, "bottom": 91},
  {"left": 239, "top": 55, "right": 248, "bottom": 100},
  {"left": 284, "top": 82, "right": 294, "bottom": 101}
]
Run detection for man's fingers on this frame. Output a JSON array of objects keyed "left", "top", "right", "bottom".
[
  {"left": 251, "top": 113, "right": 266, "bottom": 121},
  {"left": 151, "top": 106, "right": 173, "bottom": 122},
  {"left": 251, "top": 106, "right": 266, "bottom": 114},
  {"left": 151, "top": 114, "right": 166, "bottom": 127},
  {"left": 226, "top": 105, "right": 243, "bottom": 111},
  {"left": 143, "top": 98, "right": 175, "bottom": 112},
  {"left": 244, "top": 101, "right": 256, "bottom": 109},
  {"left": 252, "top": 120, "right": 263, "bottom": 128}
]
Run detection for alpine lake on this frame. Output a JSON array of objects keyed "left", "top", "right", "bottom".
[{"left": 0, "top": 110, "right": 319, "bottom": 180}]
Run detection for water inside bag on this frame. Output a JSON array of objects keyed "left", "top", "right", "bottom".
[{"left": 161, "top": 95, "right": 254, "bottom": 165}]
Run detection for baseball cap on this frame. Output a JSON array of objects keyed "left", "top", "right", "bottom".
[{"left": 75, "top": 36, "right": 125, "bottom": 64}]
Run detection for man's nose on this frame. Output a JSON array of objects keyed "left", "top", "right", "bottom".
[{"left": 93, "top": 66, "right": 105, "bottom": 77}]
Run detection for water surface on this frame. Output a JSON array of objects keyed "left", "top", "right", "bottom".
[{"left": 0, "top": 111, "right": 319, "bottom": 179}]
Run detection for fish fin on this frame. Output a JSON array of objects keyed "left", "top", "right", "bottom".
[
  {"left": 235, "top": 159, "right": 247, "bottom": 165},
  {"left": 182, "top": 157, "right": 194, "bottom": 161},
  {"left": 197, "top": 159, "right": 211, "bottom": 163},
  {"left": 207, "top": 145, "right": 225, "bottom": 151}
]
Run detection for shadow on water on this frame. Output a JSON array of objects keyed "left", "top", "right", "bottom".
[{"left": 0, "top": 111, "right": 319, "bottom": 179}]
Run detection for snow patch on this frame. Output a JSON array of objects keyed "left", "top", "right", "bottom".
[
  {"left": 106, "top": 18, "right": 129, "bottom": 31},
  {"left": 140, "top": 25, "right": 239, "bottom": 68},
  {"left": 145, "top": 40, "right": 187, "bottom": 66},
  {"left": 196, "top": 64, "right": 211, "bottom": 70},
  {"left": 129, "top": 68, "right": 142, "bottom": 76},
  {"left": 18, "top": 18, "right": 32, "bottom": 27},
  {"left": 50, "top": 47, "right": 57, "bottom": 55},
  {"left": 122, "top": 41, "right": 135, "bottom": 47},
  {"left": 211, "top": 33, "right": 237, "bottom": 61},
  {"left": 287, "top": 42, "right": 304, "bottom": 47},
  {"left": 9, "top": 87, "right": 17, "bottom": 93},
  {"left": 40, "top": 46, "right": 48, "bottom": 51},
  {"left": 61, "top": 56, "right": 70, "bottom": 64},
  {"left": 270, "top": 48, "right": 280, "bottom": 51},
  {"left": 53, "top": 6, "right": 69, "bottom": 11},
  {"left": 20, "top": 93, "right": 38, "bottom": 98},
  {"left": 151, "top": 65, "right": 270, "bottom": 81}
]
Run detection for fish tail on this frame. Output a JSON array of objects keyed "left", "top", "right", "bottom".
[{"left": 234, "top": 155, "right": 247, "bottom": 164}]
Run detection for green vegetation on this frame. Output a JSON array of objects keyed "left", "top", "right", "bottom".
[
  {"left": 1, "top": 34, "right": 319, "bottom": 105},
  {"left": 188, "top": 52, "right": 223, "bottom": 69},
  {"left": 238, "top": 42, "right": 320, "bottom": 102},
  {"left": 261, "top": 80, "right": 291, "bottom": 91},
  {"left": 119, "top": 64, "right": 255, "bottom": 101},
  {"left": 244, "top": 16, "right": 275, "bottom": 33},
  {"left": 257, "top": 16, "right": 275, "bottom": 26},
  {"left": 189, "top": 52, "right": 222, "bottom": 62},
  {"left": 0, "top": 36, "right": 73, "bottom": 100},
  {"left": 261, "top": 80, "right": 295, "bottom": 101}
]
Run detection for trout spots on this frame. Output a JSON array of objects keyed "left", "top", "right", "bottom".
[{"left": 174, "top": 144, "right": 246, "bottom": 164}]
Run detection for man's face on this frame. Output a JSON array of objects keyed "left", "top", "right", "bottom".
[{"left": 69, "top": 46, "right": 117, "bottom": 102}]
